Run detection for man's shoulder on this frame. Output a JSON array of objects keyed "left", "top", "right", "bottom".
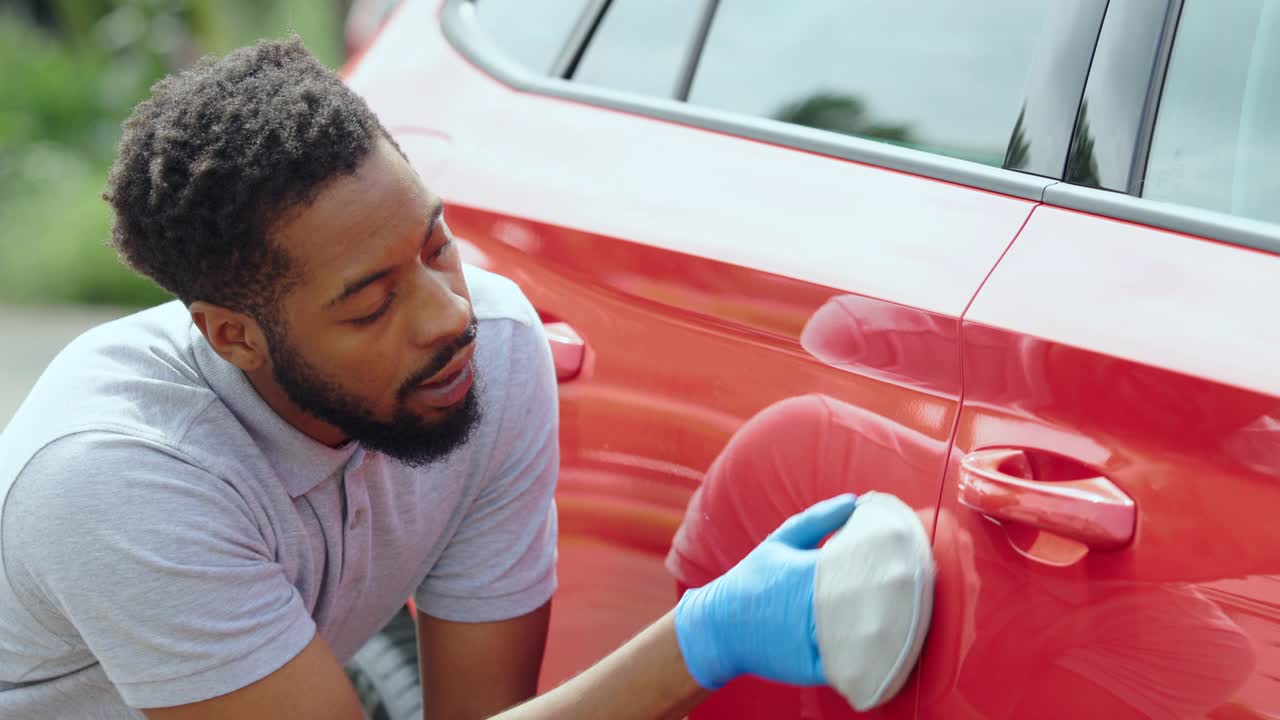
[
  {"left": 39, "top": 299, "right": 203, "bottom": 392},
  {"left": 1, "top": 300, "right": 217, "bottom": 460},
  {"left": 465, "top": 265, "right": 539, "bottom": 330},
  {"left": 7, "top": 430, "right": 217, "bottom": 516}
]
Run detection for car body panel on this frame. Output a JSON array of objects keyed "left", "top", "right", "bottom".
[
  {"left": 346, "top": 1, "right": 1280, "bottom": 717},
  {"left": 348, "top": 0, "right": 1035, "bottom": 704},
  {"left": 920, "top": 206, "right": 1280, "bottom": 719},
  {"left": 967, "top": 206, "right": 1280, "bottom": 397}
]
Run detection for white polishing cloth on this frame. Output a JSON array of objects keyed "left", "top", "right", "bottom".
[{"left": 814, "top": 492, "right": 936, "bottom": 711}]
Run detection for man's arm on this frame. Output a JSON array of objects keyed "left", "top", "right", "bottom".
[
  {"left": 143, "top": 494, "right": 876, "bottom": 720},
  {"left": 417, "top": 603, "right": 551, "bottom": 719},
  {"left": 491, "top": 493, "right": 866, "bottom": 720},
  {"left": 143, "top": 635, "right": 363, "bottom": 720},
  {"left": 4, "top": 435, "right": 329, "bottom": 716},
  {"left": 495, "top": 610, "right": 707, "bottom": 720},
  {"left": 136, "top": 601, "right": 682, "bottom": 720}
]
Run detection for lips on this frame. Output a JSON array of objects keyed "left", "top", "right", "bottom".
[{"left": 409, "top": 344, "right": 476, "bottom": 409}]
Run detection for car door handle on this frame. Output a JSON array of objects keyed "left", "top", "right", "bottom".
[
  {"left": 958, "top": 448, "right": 1136, "bottom": 550},
  {"left": 543, "top": 321, "right": 585, "bottom": 381}
]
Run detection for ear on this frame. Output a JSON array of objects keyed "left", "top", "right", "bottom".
[{"left": 190, "top": 301, "right": 270, "bottom": 372}]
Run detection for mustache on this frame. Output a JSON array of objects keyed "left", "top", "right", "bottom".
[{"left": 398, "top": 316, "right": 479, "bottom": 399}]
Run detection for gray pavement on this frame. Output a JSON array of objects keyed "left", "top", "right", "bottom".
[{"left": 0, "top": 304, "right": 133, "bottom": 431}]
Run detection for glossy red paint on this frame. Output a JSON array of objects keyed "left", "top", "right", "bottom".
[
  {"left": 957, "top": 447, "right": 1137, "bottom": 553},
  {"left": 920, "top": 207, "right": 1280, "bottom": 719},
  {"left": 348, "top": 3, "right": 1031, "bottom": 707},
  {"left": 347, "top": 4, "right": 1280, "bottom": 718},
  {"left": 670, "top": 394, "right": 946, "bottom": 719},
  {"left": 439, "top": 205, "right": 969, "bottom": 709},
  {"left": 540, "top": 321, "right": 585, "bottom": 381}
]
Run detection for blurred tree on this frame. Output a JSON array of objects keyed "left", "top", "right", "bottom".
[
  {"left": 1004, "top": 107, "right": 1030, "bottom": 170},
  {"left": 0, "top": 0, "right": 350, "bottom": 307},
  {"left": 775, "top": 92, "right": 913, "bottom": 145},
  {"left": 6, "top": 0, "right": 58, "bottom": 29},
  {"left": 1065, "top": 100, "right": 1101, "bottom": 188}
]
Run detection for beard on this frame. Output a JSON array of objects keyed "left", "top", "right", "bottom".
[{"left": 266, "top": 318, "right": 482, "bottom": 467}]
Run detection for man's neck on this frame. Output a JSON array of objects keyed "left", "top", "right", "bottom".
[{"left": 243, "top": 366, "right": 349, "bottom": 448}]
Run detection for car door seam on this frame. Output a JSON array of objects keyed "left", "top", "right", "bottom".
[{"left": 929, "top": 201, "right": 1042, "bottom": 545}]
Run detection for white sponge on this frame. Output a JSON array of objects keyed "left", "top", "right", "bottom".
[{"left": 814, "top": 492, "right": 936, "bottom": 711}]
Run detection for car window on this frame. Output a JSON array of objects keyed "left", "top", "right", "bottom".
[
  {"left": 1144, "top": 0, "right": 1280, "bottom": 225},
  {"left": 474, "top": 0, "right": 590, "bottom": 74},
  {"left": 686, "top": 0, "right": 1056, "bottom": 167},
  {"left": 572, "top": 0, "right": 707, "bottom": 98}
]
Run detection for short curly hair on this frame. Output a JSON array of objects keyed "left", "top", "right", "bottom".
[{"left": 104, "top": 36, "right": 391, "bottom": 318}]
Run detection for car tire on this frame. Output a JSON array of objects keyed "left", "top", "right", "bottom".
[{"left": 345, "top": 608, "right": 422, "bottom": 720}]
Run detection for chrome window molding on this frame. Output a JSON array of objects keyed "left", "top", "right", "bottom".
[{"left": 442, "top": 0, "right": 1280, "bottom": 255}]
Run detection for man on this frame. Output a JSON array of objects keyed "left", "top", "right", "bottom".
[{"left": 0, "top": 39, "right": 917, "bottom": 719}]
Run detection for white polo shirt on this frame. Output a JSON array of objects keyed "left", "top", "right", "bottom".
[{"left": 0, "top": 266, "right": 559, "bottom": 718}]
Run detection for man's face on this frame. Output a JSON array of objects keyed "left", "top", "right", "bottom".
[{"left": 261, "top": 137, "right": 480, "bottom": 465}]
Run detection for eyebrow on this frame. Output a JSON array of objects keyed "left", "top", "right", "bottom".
[{"left": 324, "top": 203, "right": 445, "bottom": 310}]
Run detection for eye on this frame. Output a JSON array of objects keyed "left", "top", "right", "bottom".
[
  {"left": 424, "top": 239, "right": 458, "bottom": 268},
  {"left": 430, "top": 240, "right": 454, "bottom": 260},
  {"left": 350, "top": 293, "right": 395, "bottom": 327}
]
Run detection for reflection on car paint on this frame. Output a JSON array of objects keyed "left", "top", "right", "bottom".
[
  {"left": 922, "top": 326, "right": 1280, "bottom": 719},
  {"left": 347, "top": 2, "right": 1280, "bottom": 715},
  {"left": 669, "top": 394, "right": 946, "bottom": 718}
]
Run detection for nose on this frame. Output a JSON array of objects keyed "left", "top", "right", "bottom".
[{"left": 406, "top": 265, "right": 471, "bottom": 349}]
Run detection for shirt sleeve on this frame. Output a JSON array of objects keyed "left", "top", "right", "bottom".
[
  {"left": 2, "top": 433, "right": 316, "bottom": 709},
  {"left": 415, "top": 319, "right": 560, "bottom": 622}
]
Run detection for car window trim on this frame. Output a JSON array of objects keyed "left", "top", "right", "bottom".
[
  {"left": 1001, "top": 1, "right": 1110, "bottom": 179},
  {"left": 566, "top": 0, "right": 715, "bottom": 100},
  {"left": 447, "top": 0, "right": 1279, "bottom": 256},
  {"left": 1129, "top": 0, "right": 1184, "bottom": 196},
  {"left": 445, "top": 0, "right": 1053, "bottom": 202},
  {"left": 1064, "top": 0, "right": 1180, "bottom": 193},
  {"left": 1053, "top": 0, "right": 1279, "bottom": 255},
  {"left": 551, "top": 0, "right": 610, "bottom": 80},
  {"left": 1043, "top": 183, "right": 1280, "bottom": 255},
  {"left": 674, "top": 0, "right": 718, "bottom": 102}
]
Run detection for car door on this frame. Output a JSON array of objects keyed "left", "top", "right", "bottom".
[
  {"left": 427, "top": 2, "right": 1038, "bottom": 708},
  {"left": 349, "top": 1, "right": 1096, "bottom": 715},
  {"left": 919, "top": 1, "right": 1280, "bottom": 718}
]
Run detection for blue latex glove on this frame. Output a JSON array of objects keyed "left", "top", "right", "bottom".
[{"left": 674, "top": 493, "right": 858, "bottom": 690}]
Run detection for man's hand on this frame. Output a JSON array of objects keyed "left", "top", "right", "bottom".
[
  {"left": 491, "top": 495, "right": 861, "bottom": 720},
  {"left": 144, "top": 496, "right": 863, "bottom": 720},
  {"left": 672, "top": 493, "right": 857, "bottom": 689}
]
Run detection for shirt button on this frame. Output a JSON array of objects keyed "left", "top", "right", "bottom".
[{"left": 350, "top": 509, "right": 363, "bottom": 529}]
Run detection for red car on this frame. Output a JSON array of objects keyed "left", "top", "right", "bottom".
[{"left": 345, "top": 1, "right": 1280, "bottom": 718}]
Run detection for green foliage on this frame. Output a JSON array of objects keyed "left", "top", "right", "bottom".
[
  {"left": 773, "top": 91, "right": 1004, "bottom": 167},
  {"left": 775, "top": 92, "right": 913, "bottom": 145},
  {"left": 1065, "top": 100, "right": 1101, "bottom": 188},
  {"left": 0, "top": 1, "right": 347, "bottom": 307},
  {"left": 0, "top": 141, "right": 171, "bottom": 306}
]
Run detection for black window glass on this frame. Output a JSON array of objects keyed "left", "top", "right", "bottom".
[
  {"left": 475, "top": 0, "right": 590, "bottom": 74},
  {"left": 1144, "top": 0, "right": 1280, "bottom": 225},
  {"left": 687, "top": 0, "right": 1056, "bottom": 166},
  {"left": 1062, "top": 0, "right": 1169, "bottom": 193},
  {"left": 1003, "top": 1, "right": 1109, "bottom": 178},
  {"left": 573, "top": 0, "right": 706, "bottom": 98}
]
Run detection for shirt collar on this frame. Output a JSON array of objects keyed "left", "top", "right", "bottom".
[{"left": 190, "top": 323, "right": 359, "bottom": 497}]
